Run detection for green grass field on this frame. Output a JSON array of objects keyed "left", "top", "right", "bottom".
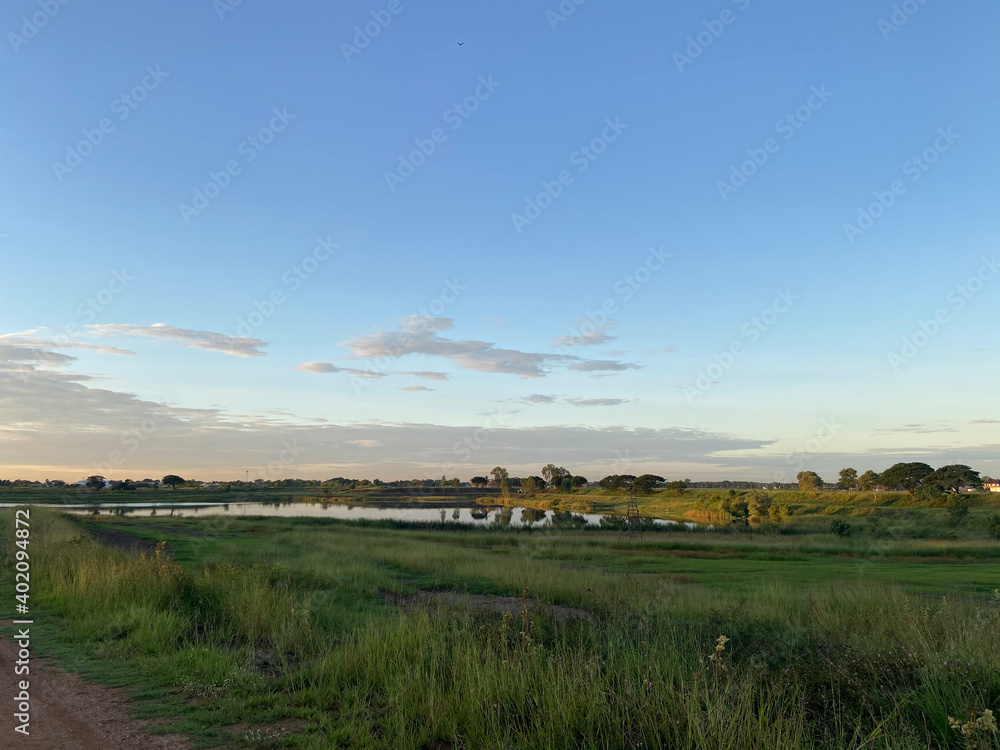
[{"left": 2, "top": 507, "right": 999, "bottom": 749}]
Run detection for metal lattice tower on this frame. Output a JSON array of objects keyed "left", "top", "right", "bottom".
[{"left": 619, "top": 493, "right": 642, "bottom": 540}]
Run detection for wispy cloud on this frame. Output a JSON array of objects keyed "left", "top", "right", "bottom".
[
  {"left": 86, "top": 324, "right": 266, "bottom": 358},
  {"left": 0, "top": 331, "right": 136, "bottom": 357},
  {"left": 566, "top": 397, "right": 629, "bottom": 407},
  {"left": 521, "top": 394, "right": 557, "bottom": 404},
  {"left": 550, "top": 317, "right": 617, "bottom": 348},
  {"left": 873, "top": 423, "right": 958, "bottom": 434},
  {"left": 521, "top": 394, "right": 628, "bottom": 407},
  {"left": 399, "top": 385, "right": 434, "bottom": 392},
  {"left": 346, "top": 439, "right": 381, "bottom": 448},
  {"left": 402, "top": 371, "right": 449, "bottom": 381},
  {"left": 567, "top": 359, "right": 641, "bottom": 373},
  {"left": 651, "top": 345, "right": 677, "bottom": 353},
  {"left": 296, "top": 362, "right": 384, "bottom": 378},
  {"left": 337, "top": 317, "right": 640, "bottom": 379}
]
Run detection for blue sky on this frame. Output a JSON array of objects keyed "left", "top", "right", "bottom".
[{"left": 1, "top": 0, "right": 998, "bottom": 482}]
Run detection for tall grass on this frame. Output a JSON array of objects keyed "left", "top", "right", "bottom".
[{"left": 1, "top": 509, "right": 998, "bottom": 749}]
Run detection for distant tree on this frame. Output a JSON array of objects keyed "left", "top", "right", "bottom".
[
  {"left": 924, "top": 464, "right": 981, "bottom": 494},
  {"left": 85, "top": 475, "right": 106, "bottom": 491},
  {"left": 747, "top": 492, "right": 772, "bottom": 522},
  {"left": 541, "top": 464, "right": 569, "bottom": 488},
  {"left": 489, "top": 467, "right": 509, "bottom": 487},
  {"left": 599, "top": 474, "right": 635, "bottom": 491},
  {"left": 470, "top": 476, "right": 488, "bottom": 488},
  {"left": 632, "top": 474, "right": 665, "bottom": 495},
  {"left": 858, "top": 470, "right": 880, "bottom": 492},
  {"left": 451, "top": 478, "right": 460, "bottom": 488},
  {"left": 797, "top": 471, "right": 822, "bottom": 493},
  {"left": 878, "top": 462, "right": 933, "bottom": 496},
  {"left": 113, "top": 479, "right": 136, "bottom": 492},
  {"left": 499, "top": 476, "right": 511, "bottom": 499},
  {"left": 49, "top": 479, "right": 66, "bottom": 487},
  {"left": 521, "top": 477, "right": 538, "bottom": 495},
  {"left": 838, "top": 468, "right": 859, "bottom": 492},
  {"left": 665, "top": 480, "right": 687, "bottom": 495},
  {"left": 162, "top": 474, "right": 185, "bottom": 491},
  {"left": 571, "top": 475, "right": 588, "bottom": 487}
]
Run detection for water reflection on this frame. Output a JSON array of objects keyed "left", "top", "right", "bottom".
[{"left": 1, "top": 501, "right": 690, "bottom": 528}]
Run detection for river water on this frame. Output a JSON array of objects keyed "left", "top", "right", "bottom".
[{"left": 0, "top": 501, "right": 690, "bottom": 528}]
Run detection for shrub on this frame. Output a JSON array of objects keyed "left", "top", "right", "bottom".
[
  {"left": 945, "top": 495, "right": 971, "bottom": 525},
  {"left": 865, "top": 516, "right": 893, "bottom": 540},
  {"left": 830, "top": 519, "right": 852, "bottom": 538},
  {"left": 987, "top": 514, "right": 1000, "bottom": 540}
]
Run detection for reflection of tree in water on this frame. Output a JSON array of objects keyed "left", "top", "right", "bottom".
[
  {"left": 600, "top": 514, "right": 625, "bottom": 527},
  {"left": 440, "top": 509, "right": 446, "bottom": 522},
  {"left": 492, "top": 507, "right": 513, "bottom": 527},
  {"left": 452, "top": 508, "right": 460, "bottom": 520},
  {"left": 551, "top": 511, "right": 588, "bottom": 529},
  {"left": 469, "top": 508, "right": 489, "bottom": 520},
  {"left": 520, "top": 507, "right": 547, "bottom": 525}
]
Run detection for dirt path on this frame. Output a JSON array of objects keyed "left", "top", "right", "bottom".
[{"left": 0, "top": 622, "right": 191, "bottom": 750}]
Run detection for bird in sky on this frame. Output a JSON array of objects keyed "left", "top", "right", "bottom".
[{"left": 457, "top": 42, "right": 464, "bottom": 46}]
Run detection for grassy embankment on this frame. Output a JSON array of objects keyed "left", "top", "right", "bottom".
[{"left": 2, "top": 506, "right": 1000, "bottom": 749}]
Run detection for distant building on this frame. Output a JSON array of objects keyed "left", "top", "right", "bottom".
[{"left": 984, "top": 481, "right": 1000, "bottom": 493}]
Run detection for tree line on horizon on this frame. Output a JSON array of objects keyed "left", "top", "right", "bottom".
[
  {"left": 3, "top": 462, "right": 993, "bottom": 497},
  {"left": 799, "top": 462, "right": 989, "bottom": 499}
]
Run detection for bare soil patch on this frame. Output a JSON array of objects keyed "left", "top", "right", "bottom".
[
  {"left": 83, "top": 524, "right": 158, "bottom": 554},
  {"left": 0, "top": 625, "right": 191, "bottom": 749}
]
